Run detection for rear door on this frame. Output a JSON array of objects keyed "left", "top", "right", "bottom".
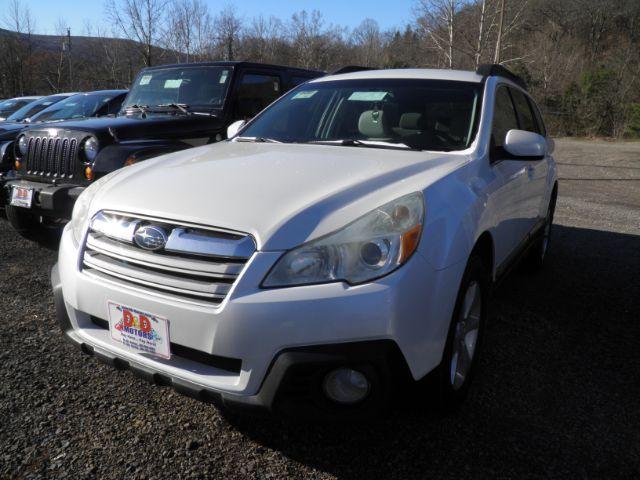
[
  {"left": 487, "top": 85, "right": 531, "bottom": 269},
  {"left": 509, "top": 87, "right": 549, "bottom": 230}
]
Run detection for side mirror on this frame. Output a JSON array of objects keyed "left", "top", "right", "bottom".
[
  {"left": 227, "top": 120, "right": 246, "bottom": 139},
  {"left": 503, "top": 129, "right": 547, "bottom": 159}
]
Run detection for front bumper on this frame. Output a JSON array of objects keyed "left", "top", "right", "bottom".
[
  {"left": 54, "top": 221, "right": 464, "bottom": 415},
  {"left": 3, "top": 178, "right": 84, "bottom": 219},
  {"left": 53, "top": 263, "right": 412, "bottom": 416}
]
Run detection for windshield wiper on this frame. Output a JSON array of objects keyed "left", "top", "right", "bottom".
[
  {"left": 156, "top": 103, "right": 191, "bottom": 115},
  {"left": 124, "top": 104, "right": 149, "bottom": 117},
  {"left": 307, "top": 139, "right": 418, "bottom": 150},
  {"left": 235, "top": 136, "right": 281, "bottom": 143}
]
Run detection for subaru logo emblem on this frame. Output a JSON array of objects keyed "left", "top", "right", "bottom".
[{"left": 134, "top": 225, "right": 168, "bottom": 251}]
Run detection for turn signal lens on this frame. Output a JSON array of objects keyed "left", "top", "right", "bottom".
[
  {"left": 84, "top": 166, "right": 94, "bottom": 181},
  {"left": 125, "top": 156, "right": 136, "bottom": 166},
  {"left": 399, "top": 223, "right": 422, "bottom": 263},
  {"left": 14, "top": 160, "right": 21, "bottom": 170}
]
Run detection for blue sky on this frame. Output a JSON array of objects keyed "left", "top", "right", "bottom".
[{"left": 18, "top": 0, "right": 416, "bottom": 36}]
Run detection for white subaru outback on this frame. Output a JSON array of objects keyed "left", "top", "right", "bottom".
[{"left": 52, "top": 65, "right": 557, "bottom": 417}]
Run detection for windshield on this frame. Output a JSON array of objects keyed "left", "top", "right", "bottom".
[
  {"left": 0, "top": 98, "right": 36, "bottom": 119},
  {"left": 32, "top": 93, "right": 121, "bottom": 122},
  {"left": 239, "top": 79, "right": 482, "bottom": 151},
  {"left": 6, "top": 95, "right": 69, "bottom": 122},
  {"left": 122, "top": 66, "right": 232, "bottom": 113}
]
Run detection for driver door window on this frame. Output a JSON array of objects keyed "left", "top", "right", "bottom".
[
  {"left": 491, "top": 86, "right": 519, "bottom": 159},
  {"left": 235, "top": 73, "right": 281, "bottom": 119}
]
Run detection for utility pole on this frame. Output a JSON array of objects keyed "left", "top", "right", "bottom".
[{"left": 494, "top": 0, "right": 505, "bottom": 64}]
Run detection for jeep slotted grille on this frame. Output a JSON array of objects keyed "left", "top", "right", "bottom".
[
  {"left": 25, "top": 135, "right": 79, "bottom": 177},
  {"left": 81, "top": 211, "right": 256, "bottom": 307}
]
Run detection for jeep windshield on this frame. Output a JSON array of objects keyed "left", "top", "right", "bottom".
[
  {"left": 121, "top": 66, "right": 232, "bottom": 115},
  {"left": 239, "top": 79, "right": 482, "bottom": 152}
]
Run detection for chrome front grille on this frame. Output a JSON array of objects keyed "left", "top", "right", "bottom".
[
  {"left": 25, "top": 135, "right": 79, "bottom": 177},
  {"left": 81, "top": 211, "right": 255, "bottom": 306}
]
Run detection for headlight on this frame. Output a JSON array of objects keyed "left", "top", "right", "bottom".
[
  {"left": 263, "top": 192, "right": 424, "bottom": 287},
  {"left": 69, "top": 174, "right": 111, "bottom": 244},
  {"left": 17, "top": 135, "right": 28, "bottom": 156},
  {"left": 83, "top": 136, "right": 99, "bottom": 162}
]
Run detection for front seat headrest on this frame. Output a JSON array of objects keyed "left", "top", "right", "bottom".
[
  {"left": 358, "top": 110, "right": 390, "bottom": 138},
  {"left": 399, "top": 112, "right": 424, "bottom": 130}
]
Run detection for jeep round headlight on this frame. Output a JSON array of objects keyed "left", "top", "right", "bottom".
[
  {"left": 17, "top": 135, "right": 28, "bottom": 156},
  {"left": 83, "top": 136, "right": 99, "bottom": 161},
  {"left": 263, "top": 192, "right": 424, "bottom": 287}
]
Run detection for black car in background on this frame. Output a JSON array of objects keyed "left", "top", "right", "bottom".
[
  {"left": 3, "top": 93, "right": 78, "bottom": 124},
  {"left": 3, "top": 61, "right": 323, "bottom": 240},
  {"left": 0, "top": 96, "right": 42, "bottom": 121},
  {"left": 0, "top": 90, "right": 128, "bottom": 177}
]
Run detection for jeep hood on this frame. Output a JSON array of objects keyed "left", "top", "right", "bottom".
[
  {"left": 91, "top": 142, "right": 468, "bottom": 250},
  {"left": 39, "top": 114, "right": 224, "bottom": 141}
]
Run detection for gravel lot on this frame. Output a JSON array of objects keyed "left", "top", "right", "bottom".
[{"left": 1, "top": 139, "right": 639, "bottom": 479}]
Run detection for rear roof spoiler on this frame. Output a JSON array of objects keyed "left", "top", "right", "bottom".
[
  {"left": 331, "top": 66, "right": 374, "bottom": 75},
  {"left": 476, "top": 64, "right": 527, "bottom": 90}
]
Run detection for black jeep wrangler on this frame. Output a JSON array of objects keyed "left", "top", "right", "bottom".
[{"left": 3, "top": 61, "right": 323, "bottom": 240}]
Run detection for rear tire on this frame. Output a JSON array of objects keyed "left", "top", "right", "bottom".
[
  {"left": 525, "top": 190, "right": 557, "bottom": 270},
  {"left": 436, "top": 255, "right": 489, "bottom": 410}
]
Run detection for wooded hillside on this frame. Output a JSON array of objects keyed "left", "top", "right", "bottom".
[{"left": 1, "top": 0, "right": 639, "bottom": 138}]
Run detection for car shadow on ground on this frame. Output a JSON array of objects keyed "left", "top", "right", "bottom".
[{"left": 223, "top": 224, "right": 640, "bottom": 478}]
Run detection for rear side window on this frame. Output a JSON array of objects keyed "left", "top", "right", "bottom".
[
  {"left": 491, "top": 86, "right": 519, "bottom": 149},
  {"left": 510, "top": 88, "right": 538, "bottom": 134},
  {"left": 236, "top": 73, "right": 281, "bottom": 119}
]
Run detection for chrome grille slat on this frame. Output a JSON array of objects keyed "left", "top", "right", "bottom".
[
  {"left": 81, "top": 212, "right": 255, "bottom": 306},
  {"left": 86, "top": 234, "right": 243, "bottom": 278},
  {"left": 84, "top": 251, "right": 232, "bottom": 296}
]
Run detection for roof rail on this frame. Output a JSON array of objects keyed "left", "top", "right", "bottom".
[
  {"left": 331, "top": 65, "right": 374, "bottom": 75},
  {"left": 476, "top": 64, "right": 527, "bottom": 90}
]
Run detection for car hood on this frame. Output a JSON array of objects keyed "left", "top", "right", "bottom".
[
  {"left": 0, "top": 122, "right": 26, "bottom": 140},
  {"left": 45, "top": 113, "right": 224, "bottom": 141},
  {"left": 91, "top": 142, "right": 469, "bottom": 250}
]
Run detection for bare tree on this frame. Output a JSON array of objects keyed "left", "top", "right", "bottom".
[
  {"left": 416, "top": 0, "right": 464, "bottom": 68},
  {"left": 352, "top": 19, "right": 383, "bottom": 67},
  {"left": 105, "top": 0, "right": 167, "bottom": 66},
  {"left": 2, "top": 0, "right": 37, "bottom": 94},
  {"left": 244, "top": 15, "right": 286, "bottom": 63},
  {"left": 163, "top": 0, "right": 213, "bottom": 62},
  {"left": 214, "top": 6, "right": 243, "bottom": 61}
]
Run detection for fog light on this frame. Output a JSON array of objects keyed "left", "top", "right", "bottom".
[{"left": 322, "top": 368, "right": 370, "bottom": 404}]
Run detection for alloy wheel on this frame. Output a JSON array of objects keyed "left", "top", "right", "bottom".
[{"left": 450, "top": 281, "right": 482, "bottom": 390}]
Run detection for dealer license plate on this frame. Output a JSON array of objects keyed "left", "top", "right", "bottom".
[
  {"left": 10, "top": 186, "right": 34, "bottom": 208},
  {"left": 107, "top": 302, "right": 171, "bottom": 359}
]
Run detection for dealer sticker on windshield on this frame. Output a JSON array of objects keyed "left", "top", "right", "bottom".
[
  {"left": 107, "top": 302, "right": 170, "bottom": 359},
  {"left": 348, "top": 91, "right": 389, "bottom": 101}
]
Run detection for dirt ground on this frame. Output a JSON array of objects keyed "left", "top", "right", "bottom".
[{"left": 1, "top": 139, "right": 639, "bottom": 479}]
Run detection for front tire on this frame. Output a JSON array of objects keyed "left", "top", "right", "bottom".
[
  {"left": 5, "top": 205, "right": 57, "bottom": 245},
  {"left": 436, "top": 255, "right": 489, "bottom": 409}
]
